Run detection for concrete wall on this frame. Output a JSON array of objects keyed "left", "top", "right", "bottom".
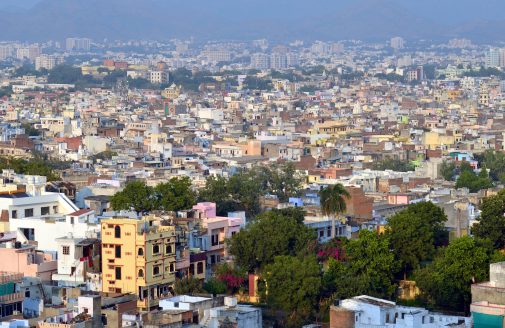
[{"left": 330, "top": 306, "right": 355, "bottom": 328}]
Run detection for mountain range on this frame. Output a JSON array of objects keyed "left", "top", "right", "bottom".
[{"left": 1, "top": 0, "right": 505, "bottom": 42}]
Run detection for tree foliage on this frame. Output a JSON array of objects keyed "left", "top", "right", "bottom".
[
  {"left": 322, "top": 230, "right": 397, "bottom": 302},
  {"left": 386, "top": 202, "right": 447, "bottom": 276},
  {"left": 440, "top": 160, "right": 455, "bottom": 181},
  {"left": 371, "top": 158, "right": 414, "bottom": 172},
  {"left": 174, "top": 277, "right": 203, "bottom": 295},
  {"left": 473, "top": 189, "right": 505, "bottom": 248},
  {"left": 455, "top": 164, "right": 493, "bottom": 192},
  {"left": 110, "top": 178, "right": 196, "bottom": 214},
  {"left": 264, "top": 255, "right": 322, "bottom": 327},
  {"left": 0, "top": 156, "right": 62, "bottom": 181},
  {"left": 415, "top": 237, "right": 502, "bottom": 312},
  {"left": 228, "top": 208, "right": 316, "bottom": 272},
  {"left": 479, "top": 150, "right": 505, "bottom": 183}
]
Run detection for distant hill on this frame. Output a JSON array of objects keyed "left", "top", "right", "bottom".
[{"left": 1, "top": 0, "right": 505, "bottom": 42}]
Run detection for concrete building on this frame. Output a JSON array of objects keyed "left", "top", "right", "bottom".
[
  {"left": 66, "top": 38, "right": 91, "bottom": 52},
  {"left": 0, "top": 272, "right": 23, "bottom": 320},
  {"left": 471, "top": 262, "right": 505, "bottom": 328},
  {"left": 101, "top": 215, "right": 176, "bottom": 310},
  {"left": 390, "top": 37, "right": 405, "bottom": 50},
  {"left": 0, "top": 243, "right": 57, "bottom": 282},
  {"left": 204, "top": 297, "right": 262, "bottom": 328},
  {"left": 35, "top": 55, "right": 64, "bottom": 71},
  {"left": 149, "top": 70, "right": 169, "bottom": 85}
]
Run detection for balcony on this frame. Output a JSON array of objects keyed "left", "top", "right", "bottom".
[{"left": 0, "top": 292, "right": 24, "bottom": 304}]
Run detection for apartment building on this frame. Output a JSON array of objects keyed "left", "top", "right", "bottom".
[{"left": 101, "top": 215, "right": 176, "bottom": 310}]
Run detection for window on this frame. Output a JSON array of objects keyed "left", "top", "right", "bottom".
[
  {"left": 114, "top": 226, "right": 121, "bottom": 238},
  {"left": 115, "top": 267, "right": 122, "bottom": 280},
  {"left": 166, "top": 245, "right": 172, "bottom": 254},
  {"left": 319, "top": 230, "right": 324, "bottom": 238},
  {"left": 153, "top": 245, "right": 160, "bottom": 254},
  {"left": 189, "top": 264, "right": 195, "bottom": 275},
  {"left": 24, "top": 208, "right": 34, "bottom": 217},
  {"left": 153, "top": 266, "right": 160, "bottom": 275},
  {"left": 41, "top": 207, "right": 50, "bottom": 216},
  {"left": 115, "top": 245, "right": 121, "bottom": 258},
  {"left": 11, "top": 210, "right": 17, "bottom": 219},
  {"left": 138, "top": 269, "right": 144, "bottom": 278},
  {"left": 62, "top": 246, "right": 70, "bottom": 255},
  {"left": 53, "top": 206, "right": 58, "bottom": 213},
  {"left": 170, "top": 263, "right": 174, "bottom": 272},
  {"left": 197, "top": 262, "right": 204, "bottom": 274},
  {"left": 138, "top": 248, "right": 144, "bottom": 256},
  {"left": 25, "top": 290, "right": 30, "bottom": 297}
]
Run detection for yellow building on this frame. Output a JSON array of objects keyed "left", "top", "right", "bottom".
[{"left": 101, "top": 216, "right": 176, "bottom": 311}]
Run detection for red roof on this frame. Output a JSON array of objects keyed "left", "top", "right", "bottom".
[{"left": 69, "top": 209, "right": 93, "bottom": 217}]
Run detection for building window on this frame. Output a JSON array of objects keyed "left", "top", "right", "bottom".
[
  {"left": 62, "top": 246, "right": 70, "bottom": 255},
  {"left": 153, "top": 266, "right": 160, "bottom": 275},
  {"left": 166, "top": 245, "right": 172, "bottom": 254},
  {"left": 115, "top": 245, "right": 121, "bottom": 258},
  {"left": 24, "top": 208, "right": 34, "bottom": 217},
  {"left": 138, "top": 248, "right": 144, "bottom": 256},
  {"left": 53, "top": 206, "right": 58, "bottom": 213},
  {"left": 41, "top": 207, "right": 50, "bottom": 216},
  {"left": 197, "top": 262, "right": 204, "bottom": 274},
  {"left": 170, "top": 263, "right": 174, "bottom": 272},
  {"left": 153, "top": 245, "right": 160, "bottom": 254},
  {"left": 114, "top": 226, "right": 121, "bottom": 238},
  {"left": 115, "top": 267, "right": 121, "bottom": 280},
  {"left": 189, "top": 264, "right": 194, "bottom": 275},
  {"left": 319, "top": 230, "right": 324, "bottom": 238},
  {"left": 138, "top": 269, "right": 144, "bottom": 278},
  {"left": 11, "top": 210, "right": 17, "bottom": 219}
]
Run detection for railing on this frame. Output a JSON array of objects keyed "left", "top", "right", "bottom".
[
  {"left": 0, "top": 292, "right": 24, "bottom": 303},
  {"left": 0, "top": 272, "right": 23, "bottom": 283}
]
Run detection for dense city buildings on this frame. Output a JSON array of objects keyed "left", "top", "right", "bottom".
[{"left": 1, "top": 4, "right": 505, "bottom": 325}]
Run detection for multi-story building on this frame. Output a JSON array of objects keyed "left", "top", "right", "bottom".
[
  {"left": 390, "top": 36, "right": 405, "bottom": 50},
  {"left": 16, "top": 45, "right": 40, "bottom": 61},
  {"left": 149, "top": 70, "right": 169, "bottom": 84},
  {"left": 270, "top": 53, "right": 287, "bottom": 70},
  {"left": 0, "top": 45, "right": 14, "bottom": 61},
  {"left": 485, "top": 48, "right": 501, "bottom": 68},
  {"left": 0, "top": 272, "right": 24, "bottom": 320},
  {"left": 65, "top": 38, "right": 91, "bottom": 52},
  {"left": 35, "top": 54, "right": 64, "bottom": 71},
  {"left": 250, "top": 53, "right": 270, "bottom": 70},
  {"left": 101, "top": 215, "right": 176, "bottom": 311}
]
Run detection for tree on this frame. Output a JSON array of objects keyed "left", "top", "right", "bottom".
[
  {"left": 264, "top": 256, "right": 321, "bottom": 327},
  {"left": 415, "top": 237, "right": 500, "bottom": 312},
  {"left": 319, "top": 184, "right": 350, "bottom": 239},
  {"left": 371, "top": 158, "right": 414, "bottom": 172},
  {"left": 386, "top": 202, "right": 447, "bottom": 277},
  {"left": 322, "top": 230, "right": 397, "bottom": 302},
  {"left": 110, "top": 180, "right": 155, "bottom": 214},
  {"left": 440, "top": 160, "right": 455, "bottom": 181},
  {"left": 174, "top": 277, "right": 203, "bottom": 295},
  {"left": 267, "top": 163, "right": 304, "bottom": 203},
  {"left": 456, "top": 165, "right": 493, "bottom": 192},
  {"left": 473, "top": 189, "right": 505, "bottom": 248},
  {"left": 155, "top": 177, "right": 196, "bottom": 212},
  {"left": 480, "top": 150, "right": 505, "bottom": 182},
  {"left": 203, "top": 278, "right": 227, "bottom": 296},
  {"left": 228, "top": 209, "right": 316, "bottom": 272}
]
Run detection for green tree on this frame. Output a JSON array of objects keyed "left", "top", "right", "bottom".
[
  {"left": 319, "top": 184, "right": 350, "bottom": 239},
  {"left": 203, "top": 277, "right": 227, "bottom": 296},
  {"left": 415, "top": 237, "right": 499, "bottom": 312},
  {"left": 371, "top": 158, "right": 414, "bottom": 172},
  {"left": 264, "top": 255, "right": 321, "bottom": 327},
  {"left": 155, "top": 177, "right": 196, "bottom": 212},
  {"left": 473, "top": 189, "right": 505, "bottom": 248},
  {"left": 322, "top": 230, "right": 397, "bottom": 302},
  {"left": 110, "top": 180, "right": 155, "bottom": 214},
  {"left": 440, "top": 160, "right": 456, "bottom": 181},
  {"left": 267, "top": 163, "right": 303, "bottom": 203},
  {"left": 480, "top": 150, "right": 505, "bottom": 182},
  {"left": 174, "top": 277, "right": 203, "bottom": 295},
  {"left": 387, "top": 202, "right": 447, "bottom": 277},
  {"left": 456, "top": 166, "right": 493, "bottom": 192},
  {"left": 228, "top": 209, "right": 316, "bottom": 272}
]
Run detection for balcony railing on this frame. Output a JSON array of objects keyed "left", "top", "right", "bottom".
[{"left": 0, "top": 292, "right": 24, "bottom": 303}]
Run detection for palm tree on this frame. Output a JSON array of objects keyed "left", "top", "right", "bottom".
[{"left": 319, "top": 184, "right": 351, "bottom": 239}]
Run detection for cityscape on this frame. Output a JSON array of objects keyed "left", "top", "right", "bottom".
[{"left": 2, "top": 1, "right": 505, "bottom": 328}]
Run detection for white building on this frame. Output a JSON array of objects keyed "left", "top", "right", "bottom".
[
  {"left": 65, "top": 38, "right": 91, "bottom": 52},
  {"left": 204, "top": 297, "right": 262, "bottom": 328},
  {"left": 35, "top": 55, "right": 64, "bottom": 71},
  {"left": 149, "top": 70, "right": 169, "bottom": 84},
  {"left": 334, "top": 295, "right": 471, "bottom": 328},
  {"left": 390, "top": 37, "right": 405, "bottom": 50}
]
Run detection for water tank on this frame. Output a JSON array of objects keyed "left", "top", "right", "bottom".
[
  {"left": 14, "top": 241, "right": 22, "bottom": 249},
  {"left": 224, "top": 297, "right": 237, "bottom": 307}
]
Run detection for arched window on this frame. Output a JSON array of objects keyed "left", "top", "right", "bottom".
[
  {"left": 153, "top": 245, "right": 160, "bottom": 254},
  {"left": 166, "top": 245, "right": 172, "bottom": 254},
  {"left": 114, "top": 226, "right": 121, "bottom": 238},
  {"left": 153, "top": 266, "right": 160, "bottom": 275},
  {"left": 138, "top": 269, "right": 144, "bottom": 278},
  {"left": 138, "top": 248, "right": 144, "bottom": 256}
]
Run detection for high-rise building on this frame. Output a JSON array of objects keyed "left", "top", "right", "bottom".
[
  {"left": 35, "top": 54, "right": 64, "bottom": 70},
  {"left": 390, "top": 37, "right": 405, "bottom": 50},
  {"left": 270, "top": 53, "right": 287, "bottom": 70},
  {"left": 201, "top": 49, "right": 232, "bottom": 62},
  {"left": 16, "top": 45, "right": 41, "bottom": 61},
  {"left": 101, "top": 215, "right": 176, "bottom": 311},
  {"left": 66, "top": 38, "right": 91, "bottom": 52},
  {"left": 286, "top": 53, "right": 300, "bottom": 67},
  {"left": 149, "top": 70, "right": 169, "bottom": 84},
  {"left": 485, "top": 48, "right": 501, "bottom": 68},
  {"left": 250, "top": 53, "right": 270, "bottom": 70},
  {"left": 0, "top": 45, "right": 14, "bottom": 61}
]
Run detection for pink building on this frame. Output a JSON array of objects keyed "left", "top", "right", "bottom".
[
  {"left": 192, "top": 203, "right": 245, "bottom": 265},
  {"left": 0, "top": 243, "right": 57, "bottom": 282}
]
